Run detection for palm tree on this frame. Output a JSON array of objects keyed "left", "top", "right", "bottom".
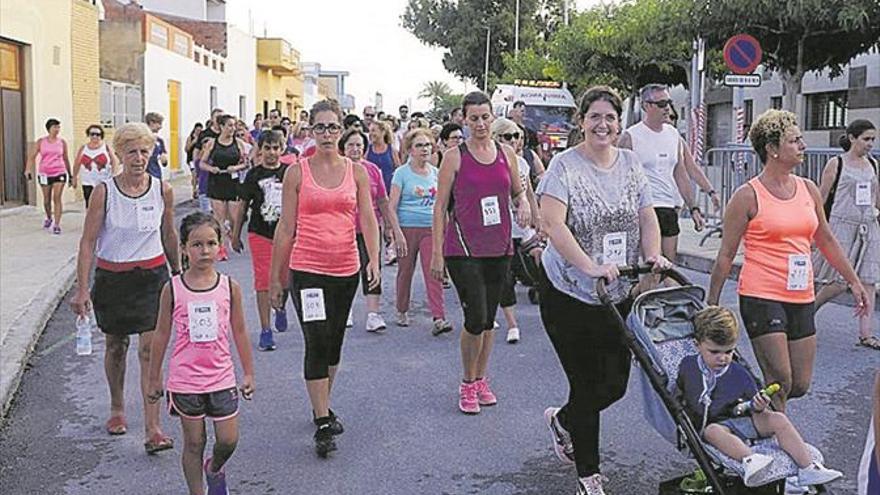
[{"left": 419, "top": 81, "right": 453, "bottom": 108}]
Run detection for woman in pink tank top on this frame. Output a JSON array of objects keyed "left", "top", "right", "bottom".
[
  {"left": 148, "top": 212, "right": 255, "bottom": 494},
  {"left": 708, "top": 110, "right": 868, "bottom": 412},
  {"left": 25, "top": 118, "right": 73, "bottom": 234},
  {"left": 430, "top": 91, "right": 531, "bottom": 416},
  {"left": 269, "top": 100, "right": 381, "bottom": 458}
]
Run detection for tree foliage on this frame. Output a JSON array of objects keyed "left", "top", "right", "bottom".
[{"left": 419, "top": 81, "right": 462, "bottom": 121}]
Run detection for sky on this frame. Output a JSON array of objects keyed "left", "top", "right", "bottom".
[{"left": 226, "top": 0, "right": 604, "bottom": 114}]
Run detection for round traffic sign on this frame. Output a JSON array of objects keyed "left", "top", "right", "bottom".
[{"left": 723, "top": 34, "right": 762, "bottom": 75}]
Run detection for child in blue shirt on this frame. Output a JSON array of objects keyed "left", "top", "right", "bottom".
[{"left": 677, "top": 306, "right": 842, "bottom": 488}]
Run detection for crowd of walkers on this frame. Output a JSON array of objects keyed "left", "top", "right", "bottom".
[{"left": 53, "top": 85, "right": 878, "bottom": 495}]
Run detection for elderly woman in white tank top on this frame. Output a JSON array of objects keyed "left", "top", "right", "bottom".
[{"left": 72, "top": 122, "right": 182, "bottom": 454}]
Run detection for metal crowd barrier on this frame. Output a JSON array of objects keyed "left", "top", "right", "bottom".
[{"left": 694, "top": 145, "right": 880, "bottom": 246}]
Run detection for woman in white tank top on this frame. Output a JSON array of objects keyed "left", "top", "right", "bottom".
[{"left": 72, "top": 122, "right": 182, "bottom": 454}]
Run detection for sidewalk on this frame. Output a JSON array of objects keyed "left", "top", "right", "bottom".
[{"left": 0, "top": 176, "right": 193, "bottom": 418}]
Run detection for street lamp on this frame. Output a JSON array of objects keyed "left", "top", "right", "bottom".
[
  {"left": 514, "top": 0, "right": 519, "bottom": 57},
  {"left": 484, "top": 26, "right": 491, "bottom": 92}
]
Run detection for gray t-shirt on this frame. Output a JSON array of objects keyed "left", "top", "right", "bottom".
[{"left": 536, "top": 147, "right": 653, "bottom": 305}]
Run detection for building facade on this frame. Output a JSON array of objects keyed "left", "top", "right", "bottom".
[{"left": 256, "top": 37, "right": 304, "bottom": 119}]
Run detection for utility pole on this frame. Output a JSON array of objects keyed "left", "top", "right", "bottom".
[
  {"left": 514, "top": 0, "right": 520, "bottom": 58},
  {"left": 484, "top": 26, "right": 491, "bottom": 92},
  {"left": 562, "top": 0, "right": 569, "bottom": 26}
]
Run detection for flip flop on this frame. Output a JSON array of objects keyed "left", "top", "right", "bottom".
[
  {"left": 144, "top": 433, "right": 174, "bottom": 455},
  {"left": 857, "top": 335, "right": 880, "bottom": 350},
  {"left": 105, "top": 416, "right": 127, "bottom": 435}
]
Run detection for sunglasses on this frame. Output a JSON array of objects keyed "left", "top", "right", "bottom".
[
  {"left": 89, "top": 132, "right": 102, "bottom": 137},
  {"left": 413, "top": 142, "right": 433, "bottom": 150},
  {"left": 646, "top": 99, "right": 674, "bottom": 109},
  {"left": 499, "top": 132, "right": 521, "bottom": 141},
  {"left": 311, "top": 123, "right": 343, "bottom": 134},
  {"left": 364, "top": 113, "right": 376, "bottom": 118}
]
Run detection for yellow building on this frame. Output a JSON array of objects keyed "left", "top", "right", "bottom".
[
  {"left": 0, "top": 0, "right": 100, "bottom": 207},
  {"left": 256, "top": 37, "right": 303, "bottom": 119}
]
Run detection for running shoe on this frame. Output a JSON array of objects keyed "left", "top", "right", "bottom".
[
  {"left": 258, "top": 329, "right": 276, "bottom": 351},
  {"left": 366, "top": 312, "right": 386, "bottom": 332},
  {"left": 784, "top": 477, "right": 809, "bottom": 494},
  {"left": 431, "top": 318, "right": 453, "bottom": 336},
  {"left": 396, "top": 311, "right": 410, "bottom": 327},
  {"left": 42, "top": 218, "right": 52, "bottom": 229},
  {"left": 544, "top": 407, "right": 575, "bottom": 464},
  {"left": 217, "top": 245, "right": 229, "bottom": 261},
  {"left": 459, "top": 382, "right": 480, "bottom": 414},
  {"left": 474, "top": 377, "right": 497, "bottom": 406},
  {"left": 274, "top": 309, "right": 288, "bottom": 332},
  {"left": 384, "top": 244, "right": 397, "bottom": 265},
  {"left": 52, "top": 225, "right": 61, "bottom": 235},
  {"left": 796, "top": 462, "right": 842, "bottom": 486},
  {"left": 314, "top": 423, "right": 337, "bottom": 458},
  {"left": 203, "top": 457, "right": 229, "bottom": 495},
  {"left": 313, "top": 409, "right": 344, "bottom": 436},
  {"left": 442, "top": 278, "right": 452, "bottom": 289},
  {"left": 742, "top": 453, "right": 774, "bottom": 487},
  {"left": 506, "top": 327, "right": 520, "bottom": 343},
  {"left": 576, "top": 474, "right": 607, "bottom": 495}
]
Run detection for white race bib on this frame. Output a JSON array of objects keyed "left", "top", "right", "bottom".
[
  {"left": 786, "top": 254, "right": 810, "bottom": 291},
  {"left": 136, "top": 201, "right": 160, "bottom": 232},
  {"left": 230, "top": 171, "right": 240, "bottom": 180},
  {"left": 266, "top": 182, "right": 283, "bottom": 210},
  {"left": 481, "top": 196, "right": 501, "bottom": 227},
  {"left": 300, "top": 288, "right": 327, "bottom": 322},
  {"left": 38, "top": 174, "right": 48, "bottom": 186},
  {"left": 188, "top": 301, "right": 218, "bottom": 343},
  {"left": 855, "top": 181, "right": 872, "bottom": 206},
  {"left": 602, "top": 232, "right": 627, "bottom": 266}
]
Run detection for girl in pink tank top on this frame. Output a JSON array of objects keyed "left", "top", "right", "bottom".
[{"left": 148, "top": 212, "right": 255, "bottom": 493}]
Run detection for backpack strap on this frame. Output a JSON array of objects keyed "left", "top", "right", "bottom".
[{"left": 823, "top": 155, "right": 844, "bottom": 219}]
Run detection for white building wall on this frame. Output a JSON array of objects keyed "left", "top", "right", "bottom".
[
  {"left": 225, "top": 26, "right": 256, "bottom": 122},
  {"left": 123, "top": 0, "right": 207, "bottom": 21}
]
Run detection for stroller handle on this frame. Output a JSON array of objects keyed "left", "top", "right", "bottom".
[{"left": 596, "top": 263, "right": 691, "bottom": 305}]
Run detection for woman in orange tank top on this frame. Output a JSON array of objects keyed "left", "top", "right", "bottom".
[
  {"left": 708, "top": 110, "right": 868, "bottom": 412},
  {"left": 268, "top": 100, "right": 381, "bottom": 458}
]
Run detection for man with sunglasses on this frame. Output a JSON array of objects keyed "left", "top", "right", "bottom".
[
  {"left": 619, "top": 84, "right": 712, "bottom": 262},
  {"left": 362, "top": 106, "right": 377, "bottom": 131}
]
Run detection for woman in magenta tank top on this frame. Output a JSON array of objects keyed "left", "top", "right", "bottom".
[
  {"left": 269, "top": 100, "right": 381, "bottom": 458},
  {"left": 430, "top": 91, "right": 531, "bottom": 415},
  {"left": 25, "top": 118, "right": 73, "bottom": 234}
]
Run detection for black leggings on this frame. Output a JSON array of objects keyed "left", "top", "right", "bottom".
[
  {"left": 356, "top": 233, "right": 381, "bottom": 296},
  {"left": 290, "top": 270, "right": 359, "bottom": 380},
  {"left": 446, "top": 256, "right": 510, "bottom": 335},
  {"left": 538, "top": 266, "right": 632, "bottom": 477}
]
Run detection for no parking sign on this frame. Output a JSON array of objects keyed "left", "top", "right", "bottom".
[{"left": 723, "top": 34, "right": 762, "bottom": 75}]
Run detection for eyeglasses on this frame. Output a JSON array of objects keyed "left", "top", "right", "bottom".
[
  {"left": 499, "top": 132, "right": 521, "bottom": 141},
  {"left": 646, "top": 99, "right": 674, "bottom": 109},
  {"left": 413, "top": 143, "right": 433, "bottom": 150},
  {"left": 311, "top": 123, "right": 343, "bottom": 134},
  {"left": 446, "top": 135, "right": 464, "bottom": 142},
  {"left": 364, "top": 113, "right": 376, "bottom": 118}
]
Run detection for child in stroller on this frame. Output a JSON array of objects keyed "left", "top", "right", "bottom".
[{"left": 677, "top": 306, "right": 843, "bottom": 489}]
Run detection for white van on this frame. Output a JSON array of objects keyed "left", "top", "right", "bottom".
[{"left": 491, "top": 82, "right": 577, "bottom": 161}]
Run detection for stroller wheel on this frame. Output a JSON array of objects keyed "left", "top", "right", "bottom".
[{"left": 528, "top": 288, "right": 540, "bottom": 305}]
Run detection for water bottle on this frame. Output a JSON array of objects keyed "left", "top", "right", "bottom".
[
  {"left": 76, "top": 315, "right": 92, "bottom": 356},
  {"left": 733, "top": 383, "right": 781, "bottom": 416}
]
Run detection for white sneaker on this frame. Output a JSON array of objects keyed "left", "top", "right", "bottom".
[
  {"left": 797, "top": 462, "right": 842, "bottom": 486},
  {"left": 576, "top": 474, "right": 606, "bottom": 495},
  {"left": 742, "top": 453, "right": 774, "bottom": 487},
  {"left": 492, "top": 321, "right": 500, "bottom": 330},
  {"left": 396, "top": 311, "right": 410, "bottom": 327},
  {"left": 365, "top": 312, "right": 386, "bottom": 332},
  {"left": 346, "top": 311, "right": 353, "bottom": 328},
  {"left": 784, "top": 477, "right": 809, "bottom": 494},
  {"left": 506, "top": 327, "right": 520, "bottom": 343}
]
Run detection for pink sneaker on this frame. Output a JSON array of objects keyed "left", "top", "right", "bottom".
[
  {"left": 474, "top": 377, "right": 497, "bottom": 406},
  {"left": 458, "top": 382, "right": 480, "bottom": 414},
  {"left": 42, "top": 218, "right": 52, "bottom": 229}
]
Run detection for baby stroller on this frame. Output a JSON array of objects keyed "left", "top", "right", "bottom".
[
  {"left": 596, "top": 265, "right": 833, "bottom": 495},
  {"left": 511, "top": 234, "right": 544, "bottom": 304}
]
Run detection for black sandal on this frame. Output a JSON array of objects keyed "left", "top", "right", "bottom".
[{"left": 857, "top": 335, "right": 880, "bottom": 350}]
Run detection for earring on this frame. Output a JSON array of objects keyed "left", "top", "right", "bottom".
[{"left": 772, "top": 154, "right": 778, "bottom": 158}]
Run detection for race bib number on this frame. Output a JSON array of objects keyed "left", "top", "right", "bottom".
[
  {"left": 300, "top": 288, "right": 326, "bottom": 322},
  {"left": 855, "top": 181, "right": 872, "bottom": 206},
  {"left": 786, "top": 254, "right": 810, "bottom": 291},
  {"left": 38, "top": 174, "right": 48, "bottom": 186},
  {"left": 602, "top": 232, "right": 627, "bottom": 266},
  {"left": 188, "top": 301, "right": 218, "bottom": 343},
  {"left": 481, "top": 196, "right": 501, "bottom": 226},
  {"left": 136, "top": 201, "right": 160, "bottom": 232},
  {"left": 230, "top": 171, "right": 240, "bottom": 180}
]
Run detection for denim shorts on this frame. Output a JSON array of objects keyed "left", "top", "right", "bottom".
[{"left": 716, "top": 417, "right": 763, "bottom": 442}]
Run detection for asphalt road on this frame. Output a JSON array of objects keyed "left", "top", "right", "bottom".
[{"left": 0, "top": 202, "right": 875, "bottom": 495}]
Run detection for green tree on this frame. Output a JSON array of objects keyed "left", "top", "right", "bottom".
[
  {"left": 418, "top": 81, "right": 462, "bottom": 121},
  {"left": 696, "top": 0, "right": 880, "bottom": 114}
]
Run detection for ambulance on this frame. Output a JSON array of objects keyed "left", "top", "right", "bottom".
[{"left": 491, "top": 80, "right": 577, "bottom": 162}]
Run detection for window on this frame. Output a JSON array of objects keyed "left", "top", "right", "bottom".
[
  {"left": 150, "top": 23, "right": 169, "bottom": 47},
  {"left": 100, "top": 79, "right": 142, "bottom": 128},
  {"left": 212, "top": 59, "right": 217, "bottom": 70},
  {"left": 806, "top": 91, "right": 848, "bottom": 130},
  {"left": 172, "top": 33, "right": 189, "bottom": 57},
  {"left": 204, "top": 57, "right": 209, "bottom": 67},
  {"left": 239, "top": 96, "right": 246, "bottom": 119},
  {"left": 194, "top": 52, "right": 200, "bottom": 63},
  {"left": 220, "top": 62, "right": 225, "bottom": 73},
  {"left": 210, "top": 86, "right": 218, "bottom": 109},
  {"left": 770, "top": 96, "right": 782, "bottom": 110},
  {"left": 263, "top": 100, "right": 269, "bottom": 117}
]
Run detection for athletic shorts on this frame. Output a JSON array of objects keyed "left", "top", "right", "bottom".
[
  {"left": 715, "top": 417, "right": 764, "bottom": 442},
  {"left": 445, "top": 256, "right": 511, "bottom": 335},
  {"left": 167, "top": 386, "right": 239, "bottom": 421},
  {"left": 739, "top": 295, "right": 816, "bottom": 341},
  {"left": 38, "top": 174, "right": 67, "bottom": 186},
  {"left": 248, "top": 232, "right": 272, "bottom": 291},
  {"left": 356, "top": 233, "right": 381, "bottom": 296},
  {"left": 654, "top": 207, "right": 681, "bottom": 237}
]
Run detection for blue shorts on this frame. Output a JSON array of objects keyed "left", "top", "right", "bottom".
[{"left": 716, "top": 417, "right": 764, "bottom": 442}]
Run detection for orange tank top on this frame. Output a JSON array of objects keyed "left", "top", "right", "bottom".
[
  {"left": 289, "top": 158, "right": 359, "bottom": 276},
  {"left": 738, "top": 176, "right": 818, "bottom": 303}
]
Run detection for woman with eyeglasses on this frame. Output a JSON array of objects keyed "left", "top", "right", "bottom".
[
  {"left": 489, "top": 118, "right": 542, "bottom": 344},
  {"left": 389, "top": 128, "right": 453, "bottom": 335},
  {"left": 339, "top": 127, "right": 399, "bottom": 333},
  {"left": 269, "top": 100, "right": 381, "bottom": 458},
  {"left": 200, "top": 114, "right": 249, "bottom": 261},
  {"left": 73, "top": 124, "right": 118, "bottom": 208},
  {"left": 430, "top": 91, "right": 531, "bottom": 415},
  {"left": 25, "top": 118, "right": 73, "bottom": 234}
]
